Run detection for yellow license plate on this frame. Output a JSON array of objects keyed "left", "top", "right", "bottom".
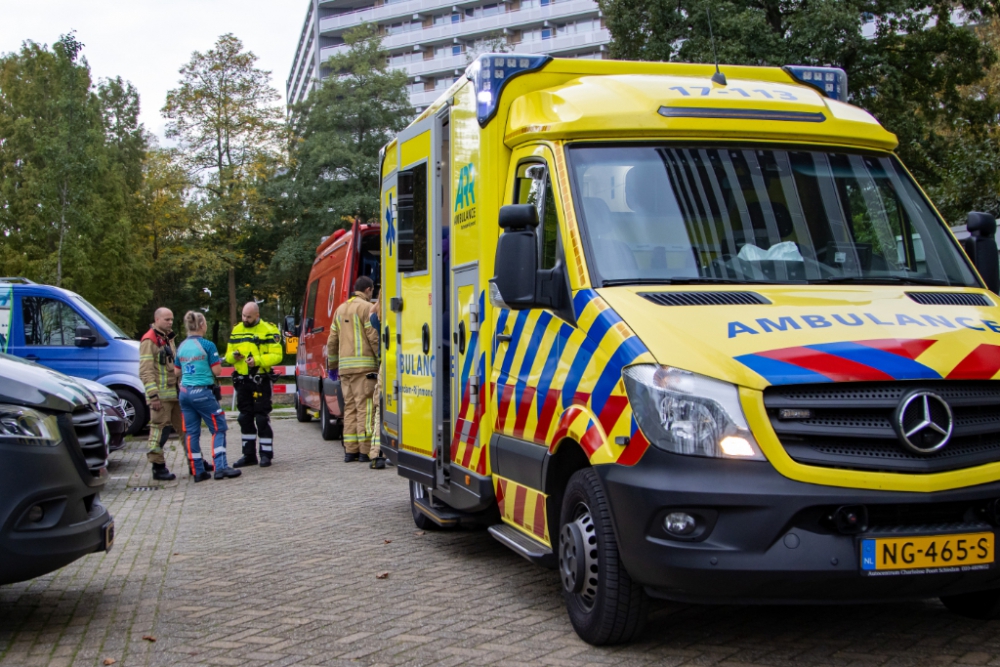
[{"left": 861, "top": 532, "right": 994, "bottom": 576}]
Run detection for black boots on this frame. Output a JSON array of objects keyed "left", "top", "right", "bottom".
[
  {"left": 370, "top": 457, "right": 386, "bottom": 470},
  {"left": 214, "top": 467, "right": 242, "bottom": 480},
  {"left": 359, "top": 454, "right": 371, "bottom": 463},
  {"left": 233, "top": 456, "right": 258, "bottom": 468},
  {"left": 344, "top": 452, "right": 359, "bottom": 463},
  {"left": 193, "top": 471, "right": 212, "bottom": 483},
  {"left": 151, "top": 463, "right": 176, "bottom": 481},
  {"left": 259, "top": 456, "right": 272, "bottom": 468}
]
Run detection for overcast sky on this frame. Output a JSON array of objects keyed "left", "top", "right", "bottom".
[{"left": 0, "top": 0, "right": 306, "bottom": 141}]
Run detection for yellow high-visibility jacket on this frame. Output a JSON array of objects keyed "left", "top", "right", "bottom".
[{"left": 225, "top": 320, "right": 283, "bottom": 375}]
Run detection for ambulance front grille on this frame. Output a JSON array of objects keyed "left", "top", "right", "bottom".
[{"left": 763, "top": 381, "right": 1000, "bottom": 473}]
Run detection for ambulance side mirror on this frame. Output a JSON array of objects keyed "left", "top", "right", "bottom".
[
  {"left": 283, "top": 315, "right": 298, "bottom": 337},
  {"left": 964, "top": 211, "right": 1000, "bottom": 293},
  {"left": 492, "top": 205, "right": 568, "bottom": 312}
]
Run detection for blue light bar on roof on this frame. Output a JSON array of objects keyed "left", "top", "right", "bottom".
[
  {"left": 466, "top": 53, "right": 551, "bottom": 127},
  {"left": 783, "top": 66, "right": 848, "bottom": 101}
]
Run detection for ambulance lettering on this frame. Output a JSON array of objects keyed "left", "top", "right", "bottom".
[
  {"left": 728, "top": 314, "right": 1000, "bottom": 338},
  {"left": 453, "top": 162, "right": 477, "bottom": 230},
  {"left": 401, "top": 353, "right": 435, "bottom": 377}
]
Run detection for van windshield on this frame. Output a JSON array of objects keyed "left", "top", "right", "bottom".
[
  {"left": 567, "top": 145, "right": 980, "bottom": 287},
  {"left": 72, "top": 295, "right": 131, "bottom": 339}
]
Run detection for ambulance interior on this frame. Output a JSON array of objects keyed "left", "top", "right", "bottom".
[{"left": 569, "top": 146, "right": 978, "bottom": 288}]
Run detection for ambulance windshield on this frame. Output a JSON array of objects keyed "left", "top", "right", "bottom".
[{"left": 567, "top": 145, "right": 979, "bottom": 288}]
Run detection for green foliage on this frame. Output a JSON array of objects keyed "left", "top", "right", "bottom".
[
  {"left": 599, "top": 0, "right": 1000, "bottom": 192},
  {"left": 162, "top": 34, "right": 284, "bottom": 326},
  {"left": 0, "top": 34, "right": 151, "bottom": 331},
  {"left": 267, "top": 24, "right": 412, "bottom": 306}
]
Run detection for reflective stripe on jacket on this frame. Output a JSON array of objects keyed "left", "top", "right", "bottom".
[{"left": 327, "top": 293, "right": 379, "bottom": 374}]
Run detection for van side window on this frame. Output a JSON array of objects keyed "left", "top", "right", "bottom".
[
  {"left": 515, "top": 162, "right": 559, "bottom": 270},
  {"left": 22, "top": 297, "right": 86, "bottom": 346},
  {"left": 304, "top": 280, "right": 319, "bottom": 331},
  {"left": 398, "top": 163, "right": 428, "bottom": 273}
]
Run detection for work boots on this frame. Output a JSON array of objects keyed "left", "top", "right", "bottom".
[
  {"left": 214, "top": 467, "right": 242, "bottom": 480},
  {"left": 259, "top": 456, "right": 272, "bottom": 468},
  {"left": 370, "top": 457, "right": 386, "bottom": 470},
  {"left": 344, "top": 452, "right": 359, "bottom": 463},
  {"left": 151, "top": 463, "right": 176, "bottom": 481},
  {"left": 233, "top": 456, "right": 258, "bottom": 468},
  {"left": 359, "top": 454, "right": 371, "bottom": 463}
]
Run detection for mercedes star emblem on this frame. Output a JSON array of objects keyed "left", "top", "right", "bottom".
[{"left": 893, "top": 390, "right": 954, "bottom": 455}]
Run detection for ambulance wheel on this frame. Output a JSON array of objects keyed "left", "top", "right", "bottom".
[
  {"left": 941, "top": 589, "right": 1000, "bottom": 619},
  {"left": 294, "top": 390, "right": 312, "bottom": 423},
  {"left": 409, "top": 481, "right": 437, "bottom": 530},
  {"left": 559, "top": 468, "right": 648, "bottom": 645},
  {"left": 320, "top": 395, "right": 341, "bottom": 440}
]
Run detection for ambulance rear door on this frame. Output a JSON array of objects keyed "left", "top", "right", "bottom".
[{"left": 395, "top": 114, "right": 440, "bottom": 488}]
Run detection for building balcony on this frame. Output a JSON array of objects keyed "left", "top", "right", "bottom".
[
  {"left": 320, "top": 26, "right": 608, "bottom": 75},
  {"left": 319, "top": 0, "right": 600, "bottom": 47}
]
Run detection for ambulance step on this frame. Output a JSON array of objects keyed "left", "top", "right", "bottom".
[
  {"left": 488, "top": 524, "right": 555, "bottom": 568},
  {"left": 412, "top": 497, "right": 465, "bottom": 527}
]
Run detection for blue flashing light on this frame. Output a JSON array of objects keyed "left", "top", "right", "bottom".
[
  {"left": 466, "top": 53, "right": 552, "bottom": 127},
  {"left": 783, "top": 66, "right": 848, "bottom": 101}
]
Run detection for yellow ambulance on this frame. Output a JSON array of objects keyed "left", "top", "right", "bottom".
[{"left": 377, "top": 54, "right": 1000, "bottom": 644}]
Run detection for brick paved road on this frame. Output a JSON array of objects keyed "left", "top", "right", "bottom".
[{"left": 4, "top": 417, "right": 1000, "bottom": 666}]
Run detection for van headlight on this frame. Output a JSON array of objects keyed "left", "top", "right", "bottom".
[
  {"left": 622, "top": 366, "right": 764, "bottom": 460},
  {"left": 0, "top": 404, "right": 61, "bottom": 447}
]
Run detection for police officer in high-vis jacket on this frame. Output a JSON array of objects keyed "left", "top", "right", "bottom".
[{"left": 225, "top": 302, "right": 283, "bottom": 468}]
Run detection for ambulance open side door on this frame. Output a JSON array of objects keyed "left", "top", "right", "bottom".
[{"left": 394, "top": 110, "right": 451, "bottom": 493}]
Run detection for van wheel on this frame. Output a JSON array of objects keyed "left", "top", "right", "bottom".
[
  {"left": 114, "top": 387, "right": 147, "bottom": 436},
  {"left": 294, "top": 389, "right": 312, "bottom": 423},
  {"left": 559, "top": 468, "right": 648, "bottom": 645},
  {"left": 410, "top": 480, "right": 438, "bottom": 530},
  {"left": 320, "top": 395, "right": 341, "bottom": 441},
  {"left": 941, "top": 589, "right": 1000, "bottom": 619}
]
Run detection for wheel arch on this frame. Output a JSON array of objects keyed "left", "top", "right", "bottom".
[{"left": 544, "top": 437, "right": 591, "bottom": 548}]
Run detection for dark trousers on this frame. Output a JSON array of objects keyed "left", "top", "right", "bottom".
[{"left": 235, "top": 374, "right": 273, "bottom": 461}]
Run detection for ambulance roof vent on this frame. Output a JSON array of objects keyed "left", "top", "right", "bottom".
[
  {"left": 906, "top": 292, "right": 992, "bottom": 306},
  {"left": 782, "top": 66, "right": 848, "bottom": 101},
  {"left": 639, "top": 291, "right": 771, "bottom": 306},
  {"left": 466, "top": 53, "right": 551, "bottom": 127}
]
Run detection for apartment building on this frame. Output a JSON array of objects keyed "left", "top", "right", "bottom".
[{"left": 287, "top": 0, "right": 609, "bottom": 111}]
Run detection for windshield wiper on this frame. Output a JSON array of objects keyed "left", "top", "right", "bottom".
[{"left": 810, "top": 276, "right": 953, "bottom": 286}]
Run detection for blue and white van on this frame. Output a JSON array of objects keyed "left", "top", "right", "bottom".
[{"left": 0, "top": 278, "right": 148, "bottom": 434}]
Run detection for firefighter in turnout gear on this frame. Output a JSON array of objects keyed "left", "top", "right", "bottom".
[
  {"left": 140, "top": 307, "right": 184, "bottom": 481},
  {"left": 226, "top": 302, "right": 283, "bottom": 468},
  {"left": 327, "top": 276, "right": 380, "bottom": 462}
]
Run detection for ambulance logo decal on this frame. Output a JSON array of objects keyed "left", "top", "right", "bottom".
[
  {"left": 453, "top": 163, "right": 477, "bottom": 230},
  {"left": 736, "top": 338, "right": 1000, "bottom": 385},
  {"left": 384, "top": 193, "right": 396, "bottom": 256}
]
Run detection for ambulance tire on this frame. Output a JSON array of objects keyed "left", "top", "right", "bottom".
[
  {"left": 941, "top": 589, "right": 1000, "bottom": 619},
  {"left": 294, "top": 389, "right": 312, "bottom": 423},
  {"left": 409, "top": 481, "right": 438, "bottom": 531},
  {"left": 320, "top": 395, "right": 341, "bottom": 441},
  {"left": 560, "top": 468, "right": 648, "bottom": 645}
]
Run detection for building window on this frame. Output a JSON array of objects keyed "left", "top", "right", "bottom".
[
  {"left": 542, "top": 27, "right": 553, "bottom": 39},
  {"left": 452, "top": 44, "right": 462, "bottom": 56}
]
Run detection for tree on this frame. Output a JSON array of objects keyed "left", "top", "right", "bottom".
[
  {"left": 0, "top": 34, "right": 150, "bottom": 330},
  {"left": 599, "top": 0, "right": 1000, "bottom": 189},
  {"left": 267, "top": 24, "right": 411, "bottom": 305},
  {"left": 162, "top": 34, "right": 284, "bottom": 325}
]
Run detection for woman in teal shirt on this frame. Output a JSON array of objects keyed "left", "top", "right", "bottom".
[{"left": 175, "top": 311, "right": 241, "bottom": 481}]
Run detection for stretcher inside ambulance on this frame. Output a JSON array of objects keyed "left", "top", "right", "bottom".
[{"left": 377, "top": 56, "right": 1000, "bottom": 646}]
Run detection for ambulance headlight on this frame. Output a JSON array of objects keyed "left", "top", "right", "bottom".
[{"left": 622, "top": 365, "right": 764, "bottom": 460}]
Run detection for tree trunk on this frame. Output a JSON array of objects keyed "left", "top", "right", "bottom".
[
  {"left": 56, "top": 180, "right": 68, "bottom": 287},
  {"left": 228, "top": 266, "right": 238, "bottom": 326}
]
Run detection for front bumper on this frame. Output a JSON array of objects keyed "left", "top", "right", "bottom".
[
  {"left": 597, "top": 447, "right": 1000, "bottom": 603},
  {"left": 0, "top": 441, "right": 112, "bottom": 585}
]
